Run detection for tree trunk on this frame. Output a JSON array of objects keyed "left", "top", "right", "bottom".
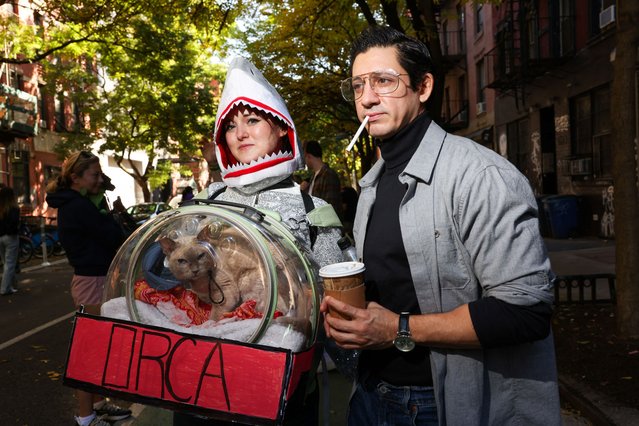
[
  {"left": 611, "top": 0, "right": 639, "bottom": 339},
  {"left": 133, "top": 175, "right": 151, "bottom": 202}
]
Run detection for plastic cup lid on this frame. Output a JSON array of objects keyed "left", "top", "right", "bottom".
[{"left": 319, "top": 261, "right": 365, "bottom": 278}]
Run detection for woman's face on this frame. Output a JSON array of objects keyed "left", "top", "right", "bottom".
[
  {"left": 71, "top": 162, "right": 104, "bottom": 195},
  {"left": 224, "top": 108, "right": 287, "bottom": 164}
]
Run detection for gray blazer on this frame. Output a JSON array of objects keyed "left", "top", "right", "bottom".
[{"left": 353, "top": 122, "right": 561, "bottom": 425}]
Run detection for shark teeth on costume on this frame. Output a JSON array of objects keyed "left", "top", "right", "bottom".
[
  {"left": 221, "top": 99, "right": 290, "bottom": 128},
  {"left": 224, "top": 150, "right": 294, "bottom": 173}
]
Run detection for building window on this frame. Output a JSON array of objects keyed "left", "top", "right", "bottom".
[
  {"left": 38, "top": 85, "right": 48, "bottom": 127},
  {"left": 475, "top": 4, "right": 484, "bottom": 35},
  {"left": 570, "top": 85, "right": 612, "bottom": 178},
  {"left": 559, "top": 0, "right": 575, "bottom": 56},
  {"left": 589, "top": 0, "right": 603, "bottom": 36},
  {"left": 476, "top": 59, "right": 486, "bottom": 104},
  {"left": 457, "top": 3, "right": 466, "bottom": 52},
  {"left": 10, "top": 148, "right": 30, "bottom": 205},
  {"left": 442, "top": 20, "right": 449, "bottom": 55},
  {"left": 55, "top": 93, "right": 65, "bottom": 132},
  {"left": 458, "top": 75, "right": 466, "bottom": 103},
  {"left": 9, "top": 69, "right": 23, "bottom": 90},
  {"left": 507, "top": 118, "right": 530, "bottom": 175}
]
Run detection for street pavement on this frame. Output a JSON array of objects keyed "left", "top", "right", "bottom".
[{"left": 3, "top": 237, "right": 636, "bottom": 425}]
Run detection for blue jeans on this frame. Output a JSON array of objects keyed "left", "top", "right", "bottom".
[
  {"left": 0, "top": 234, "right": 18, "bottom": 294},
  {"left": 348, "top": 375, "right": 438, "bottom": 426}
]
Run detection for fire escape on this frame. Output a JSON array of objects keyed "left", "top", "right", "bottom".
[
  {"left": 486, "top": 1, "right": 576, "bottom": 108},
  {"left": 440, "top": 22, "right": 468, "bottom": 132},
  {"left": 0, "top": 3, "right": 38, "bottom": 143}
]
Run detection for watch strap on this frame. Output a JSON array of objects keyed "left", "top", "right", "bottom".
[{"left": 398, "top": 312, "right": 410, "bottom": 335}]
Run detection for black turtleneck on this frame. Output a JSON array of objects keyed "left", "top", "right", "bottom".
[{"left": 359, "top": 111, "right": 432, "bottom": 386}]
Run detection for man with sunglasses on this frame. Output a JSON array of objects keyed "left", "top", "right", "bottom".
[{"left": 322, "top": 26, "right": 560, "bottom": 425}]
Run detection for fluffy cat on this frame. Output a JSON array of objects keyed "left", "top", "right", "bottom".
[{"left": 159, "top": 224, "right": 291, "bottom": 321}]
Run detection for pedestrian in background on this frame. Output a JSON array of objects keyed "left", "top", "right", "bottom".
[
  {"left": 182, "top": 185, "right": 194, "bottom": 202},
  {"left": 0, "top": 186, "right": 20, "bottom": 296},
  {"left": 322, "top": 26, "right": 560, "bottom": 425},
  {"left": 168, "top": 185, "right": 195, "bottom": 208},
  {"left": 46, "top": 151, "right": 132, "bottom": 426},
  {"left": 304, "top": 140, "right": 344, "bottom": 221}
]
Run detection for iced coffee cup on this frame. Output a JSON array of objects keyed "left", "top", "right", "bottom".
[{"left": 319, "top": 261, "right": 366, "bottom": 320}]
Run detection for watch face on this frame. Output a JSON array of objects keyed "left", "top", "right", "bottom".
[{"left": 394, "top": 335, "right": 415, "bottom": 352}]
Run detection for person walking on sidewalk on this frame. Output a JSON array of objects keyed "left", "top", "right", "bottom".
[
  {"left": 304, "top": 140, "right": 344, "bottom": 221},
  {"left": 0, "top": 186, "right": 20, "bottom": 296},
  {"left": 322, "top": 26, "right": 561, "bottom": 425},
  {"left": 46, "top": 151, "right": 132, "bottom": 426}
]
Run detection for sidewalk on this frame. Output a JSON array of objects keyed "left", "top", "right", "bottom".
[{"left": 545, "top": 237, "right": 615, "bottom": 276}]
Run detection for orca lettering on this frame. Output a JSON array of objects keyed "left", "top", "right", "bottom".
[
  {"left": 165, "top": 336, "right": 196, "bottom": 402},
  {"left": 195, "top": 342, "right": 230, "bottom": 410},
  {"left": 100, "top": 322, "right": 230, "bottom": 409},
  {"left": 135, "top": 330, "right": 172, "bottom": 398},
  {"left": 102, "top": 324, "right": 137, "bottom": 389}
]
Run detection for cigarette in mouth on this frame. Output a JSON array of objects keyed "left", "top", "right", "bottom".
[{"left": 346, "top": 115, "right": 369, "bottom": 152}]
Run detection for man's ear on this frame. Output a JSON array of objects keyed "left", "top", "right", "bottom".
[{"left": 418, "top": 73, "right": 435, "bottom": 104}]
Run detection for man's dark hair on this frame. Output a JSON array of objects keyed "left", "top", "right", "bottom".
[
  {"left": 349, "top": 25, "right": 434, "bottom": 91},
  {"left": 304, "top": 140, "right": 323, "bottom": 159}
]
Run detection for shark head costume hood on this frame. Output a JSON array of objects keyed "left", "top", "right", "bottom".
[{"left": 213, "top": 58, "right": 304, "bottom": 194}]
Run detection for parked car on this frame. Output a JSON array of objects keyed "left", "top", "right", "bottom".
[{"left": 126, "top": 202, "right": 171, "bottom": 225}]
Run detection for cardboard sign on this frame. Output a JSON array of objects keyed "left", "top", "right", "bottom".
[{"left": 64, "top": 313, "right": 315, "bottom": 425}]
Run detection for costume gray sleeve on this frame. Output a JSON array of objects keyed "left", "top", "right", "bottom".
[
  {"left": 312, "top": 225, "right": 344, "bottom": 268},
  {"left": 307, "top": 196, "right": 344, "bottom": 268},
  {"left": 457, "top": 165, "right": 554, "bottom": 305}
]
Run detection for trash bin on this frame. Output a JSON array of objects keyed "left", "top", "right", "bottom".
[{"left": 542, "top": 195, "right": 579, "bottom": 239}]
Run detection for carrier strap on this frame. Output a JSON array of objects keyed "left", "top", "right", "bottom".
[{"left": 208, "top": 184, "right": 317, "bottom": 249}]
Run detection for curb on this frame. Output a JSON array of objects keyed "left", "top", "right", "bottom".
[
  {"left": 559, "top": 377, "right": 614, "bottom": 426},
  {"left": 20, "top": 257, "right": 68, "bottom": 273}
]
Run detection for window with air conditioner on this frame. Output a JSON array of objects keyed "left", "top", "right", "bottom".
[
  {"left": 569, "top": 157, "right": 592, "bottom": 175},
  {"left": 569, "top": 85, "right": 612, "bottom": 178},
  {"left": 476, "top": 102, "right": 486, "bottom": 115},
  {"left": 599, "top": 5, "right": 615, "bottom": 29}
]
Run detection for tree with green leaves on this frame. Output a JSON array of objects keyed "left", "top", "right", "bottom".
[
  {"left": 2, "top": 0, "right": 236, "bottom": 200},
  {"left": 226, "top": 0, "right": 443, "bottom": 183}
]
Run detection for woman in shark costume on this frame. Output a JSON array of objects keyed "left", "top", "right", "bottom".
[
  {"left": 173, "top": 58, "right": 342, "bottom": 425},
  {"left": 206, "top": 57, "right": 343, "bottom": 269}
]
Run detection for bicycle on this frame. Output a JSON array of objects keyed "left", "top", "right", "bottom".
[
  {"left": 31, "top": 229, "right": 65, "bottom": 258},
  {"left": 19, "top": 217, "right": 65, "bottom": 260},
  {"left": 19, "top": 234, "right": 34, "bottom": 264}
]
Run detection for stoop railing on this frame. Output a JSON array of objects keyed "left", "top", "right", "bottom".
[{"left": 554, "top": 274, "right": 616, "bottom": 304}]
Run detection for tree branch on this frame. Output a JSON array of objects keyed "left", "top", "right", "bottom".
[{"left": 355, "top": 0, "right": 378, "bottom": 26}]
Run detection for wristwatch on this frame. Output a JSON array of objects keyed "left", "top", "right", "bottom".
[{"left": 393, "top": 312, "right": 415, "bottom": 352}]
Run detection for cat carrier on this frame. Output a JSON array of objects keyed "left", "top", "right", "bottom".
[{"left": 64, "top": 199, "right": 321, "bottom": 424}]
